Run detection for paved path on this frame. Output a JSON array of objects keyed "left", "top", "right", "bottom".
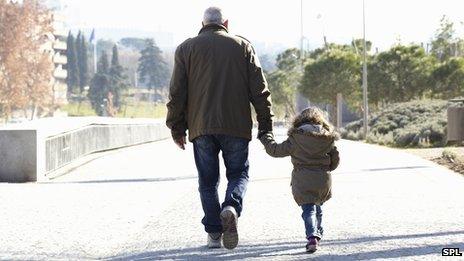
[{"left": 0, "top": 129, "right": 463, "bottom": 260}]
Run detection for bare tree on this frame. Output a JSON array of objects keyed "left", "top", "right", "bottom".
[{"left": 0, "top": 0, "right": 53, "bottom": 120}]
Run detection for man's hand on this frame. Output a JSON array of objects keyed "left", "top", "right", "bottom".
[
  {"left": 174, "top": 136, "right": 187, "bottom": 150},
  {"left": 257, "top": 130, "right": 273, "bottom": 140}
]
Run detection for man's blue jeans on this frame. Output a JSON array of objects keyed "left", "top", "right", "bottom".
[
  {"left": 301, "top": 204, "right": 324, "bottom": 239},
  {"left": 193, "top": 134, "right": 250, "bottom": 233}
]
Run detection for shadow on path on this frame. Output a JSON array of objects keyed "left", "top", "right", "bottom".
[
  {"left": 41, "top": 176, "right": 198, "bottom": 184},
  {"left": 105, "top": 241, "right": 305, "bottom": 261},
  {"left": 43, "top": 176, "right": 293, "bottom": 185},
  {"left": 104, "top": 230, "right": 464, "bottom": 261},
  {"left": 335, "top": 165, "right": 432, "bottom": 175},
  {"left": 362, "top": 166, "right": 431, "bottom": 172},
  {"left": 315, "top": 243, "right": 463, "bottom": 260},
  {"left": 322, "top": 230, "right": 464, "bottom": 246}
]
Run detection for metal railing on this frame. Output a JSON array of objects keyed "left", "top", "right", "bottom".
[{"left": 45, "top": 123, "right": 169, "bottom": 174}]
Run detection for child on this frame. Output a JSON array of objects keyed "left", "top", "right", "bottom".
[{"left": 258, "top": 107, "right": 340, "bottom": 253}]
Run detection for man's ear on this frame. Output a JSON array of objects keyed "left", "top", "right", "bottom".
[{"left": 223, "top": 20, "right": 229, "bottom": 29}]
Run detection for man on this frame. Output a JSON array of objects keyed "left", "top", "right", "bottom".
[{"left": 166, "top": 7, "right": 273, "bottom": 250}]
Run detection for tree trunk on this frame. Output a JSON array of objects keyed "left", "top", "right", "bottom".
[
  {"left": 77, "top": 100, "right": 82, "bottom": 115},
  {"left": 30, "top": 105, "right": 37, "bottom": 120},
  {"left": 329, "top": 101, "right": 337, "bottom": 126}
]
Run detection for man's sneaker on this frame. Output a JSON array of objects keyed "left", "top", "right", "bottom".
[
  {"left": 305, "top": 237, "right": 319, "bottom": 253},
  {"left": 220, "top": 206, "right": 239, "bottom": 250},
  {"left": 207, "top": 233, "right": 222, "bottom": 249}
]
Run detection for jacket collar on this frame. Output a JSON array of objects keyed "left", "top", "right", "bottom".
[{"left": 198, "top": 23, "right": 228, "bottom": 35}]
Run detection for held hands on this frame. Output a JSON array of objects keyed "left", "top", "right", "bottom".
[
  {"left": 257, "top": 130, "right": 273, "bottom": 140},
  {"left": 257, "top": 131, "right": 274, "bottom": 148}
]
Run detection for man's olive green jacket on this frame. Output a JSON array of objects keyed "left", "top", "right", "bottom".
[{"left": 166, "top": 24, "right": 273, "bottom": 141}]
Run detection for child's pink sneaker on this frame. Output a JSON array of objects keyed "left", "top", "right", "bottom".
[{"left": 305, "top": 237, "right": 319, "bottom": 253}]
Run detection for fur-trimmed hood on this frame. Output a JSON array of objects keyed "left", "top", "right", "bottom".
[
  {"left": 287, "top": 124, "right": 339, "bottom": 157},
  {"left": 288, "top": 124, "right": 340, "bottom": 140}
]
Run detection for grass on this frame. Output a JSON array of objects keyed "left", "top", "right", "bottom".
[
  {"left": 63, "top": 102, "right": 98, "bottom": 116},
  {"left": 118, "top": 102, "right": 167, "bottom": 118},
  {"left": 63, "top": 101, "right": 167, "bottom": 119}
]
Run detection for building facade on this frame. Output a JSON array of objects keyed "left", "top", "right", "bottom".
[
  {"left": 51, "top": 12, "right": 68, "bottom": 105},
  {"left": 46, "top": 0, "right": 68, "bottom": 106}
]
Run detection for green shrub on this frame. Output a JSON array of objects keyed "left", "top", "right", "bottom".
[
  {"left": 342, "top": 100, "right": 449, "bottom": 147},
  {"left": 393, "top": 128, "right": 419, "bottom": 147},
  {"left": 345, "top": 130, "right": 364, "bottom": 141},
  {"left": 442, "top": 149, "right": 458, "bottom": 161}
]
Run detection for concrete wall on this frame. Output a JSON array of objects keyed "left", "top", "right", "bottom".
[
  {"left": 0, "top": 117, "right": 170, "bottom": 182},
  {"left": 447, "top": 106, "right": 464, "bottom": 142},
  {"left": 0, "top": 130, "right": 38, "bottom": 182}
]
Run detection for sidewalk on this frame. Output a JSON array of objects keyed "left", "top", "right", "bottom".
[{"left": 0, "top": 130, "right": 462, "bottom": 260}]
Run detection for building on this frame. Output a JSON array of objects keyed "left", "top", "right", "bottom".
[
  {"left": 46, "top": 0, "right": 68, "bottom": 106},
  {"left": 50, "top": 12, "right": 68, "bottom": 105}
]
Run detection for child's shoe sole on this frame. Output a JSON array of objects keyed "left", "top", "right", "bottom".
[
  {"left": 221, "top": 209, "right": 238, "bottom": 250},
  {"left": 306, "top": 245, "right": 317, "bottom": 253}
]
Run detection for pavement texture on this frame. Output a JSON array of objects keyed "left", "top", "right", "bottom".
[{"left": 0, "top": 128, "right": 463, "bottom": 260}]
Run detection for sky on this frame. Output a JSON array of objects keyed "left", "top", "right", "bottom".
[{"left": 60, "top": 0, "right": 464, "bottom": 52}]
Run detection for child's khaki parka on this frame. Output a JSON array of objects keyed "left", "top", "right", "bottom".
[{"left": 260, "top": 124, "right": 340, "bottom": 205}]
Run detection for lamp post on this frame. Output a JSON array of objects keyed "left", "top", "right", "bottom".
[
  {"left": 316, "top": 14, "right": 327, "bottom": 48},
  {"left": 300, "top": 0, "right": 304, "bottom": 58},
  {"left": 297, "top": 0, "right": 310, "bottom": 113},
  {"left": 362, "top": 0, "right": 369, "bottom": 139}
]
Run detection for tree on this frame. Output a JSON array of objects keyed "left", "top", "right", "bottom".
[
  {"left": 300, "top": 47, "right": 362, "bottom": 111},
  {"left": 109, "top": 45, "right": 128, "bottom": 109},
  {"left": 138, "top": 39, "right": 169, "bottom": 91},
  {"left": 259, "top": 54, "right": 276, "bottom": 73},
  {"left": 430, "top": 57, "right": 464, "bottom": 99},
  {"left": 97, "top": 39, "right": 116, "bottom": 57},
  {"left": 367, "top": 58, "right": 389, "bottom": 108},
  {"left": 0, "top": 0, "right": 53, "bottom": 120},
  {"left": 77, "top": 32, "right": 89, "bottom": 92},
  {"left": 267, "top": 71, "right": 297, "bottom": 117},
  {"left": 266, "top": 48, "right": 301, "bottom": 117},
  {"left": 351, "top": 38, "right": 372, "bottom": 55},
  {"left": 368, "top": 45, "right": 434, "bottom": 105},
  {"left": 431, "top": 15, "right": 458, "bottom": 62},
  {"left": 66, "top": 32, "right": 80, "bottom": 93},
  {"left": 88, "top": 52, "right": 111, "bottom": 116},
  {"left": 120, "top": 37, "right": 148, "bottom": 51},
  {"left": 276, "top": 48, "right": 301, "bottom": 71},
  {"left": 310, "top": 43, "right": 353, "bottom": 59},
  {"left": 119, "top": 49, "right": 141, "bottom": 87}
]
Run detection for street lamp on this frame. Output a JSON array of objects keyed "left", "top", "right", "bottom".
[
  {"left": 297, "top": 0, "right": 310, "bottom": 113},
  {"left": 316, "top": 14, "right": 327, "bottom": 48},
  {"left": 362, "top": 0, "right": 369, "bottom": 139}
]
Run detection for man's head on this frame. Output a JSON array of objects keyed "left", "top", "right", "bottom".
[{"left": 203, "top": 7, "right": 228, "bottom": 28}]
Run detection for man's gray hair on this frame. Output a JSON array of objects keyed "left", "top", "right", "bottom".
[{"left": 203, "top": 7, "right": 226, "bottom": 25}]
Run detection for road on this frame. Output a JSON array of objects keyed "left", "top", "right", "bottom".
[{"left": 0, "top": 129, "right": 463, "bottom": 260}]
